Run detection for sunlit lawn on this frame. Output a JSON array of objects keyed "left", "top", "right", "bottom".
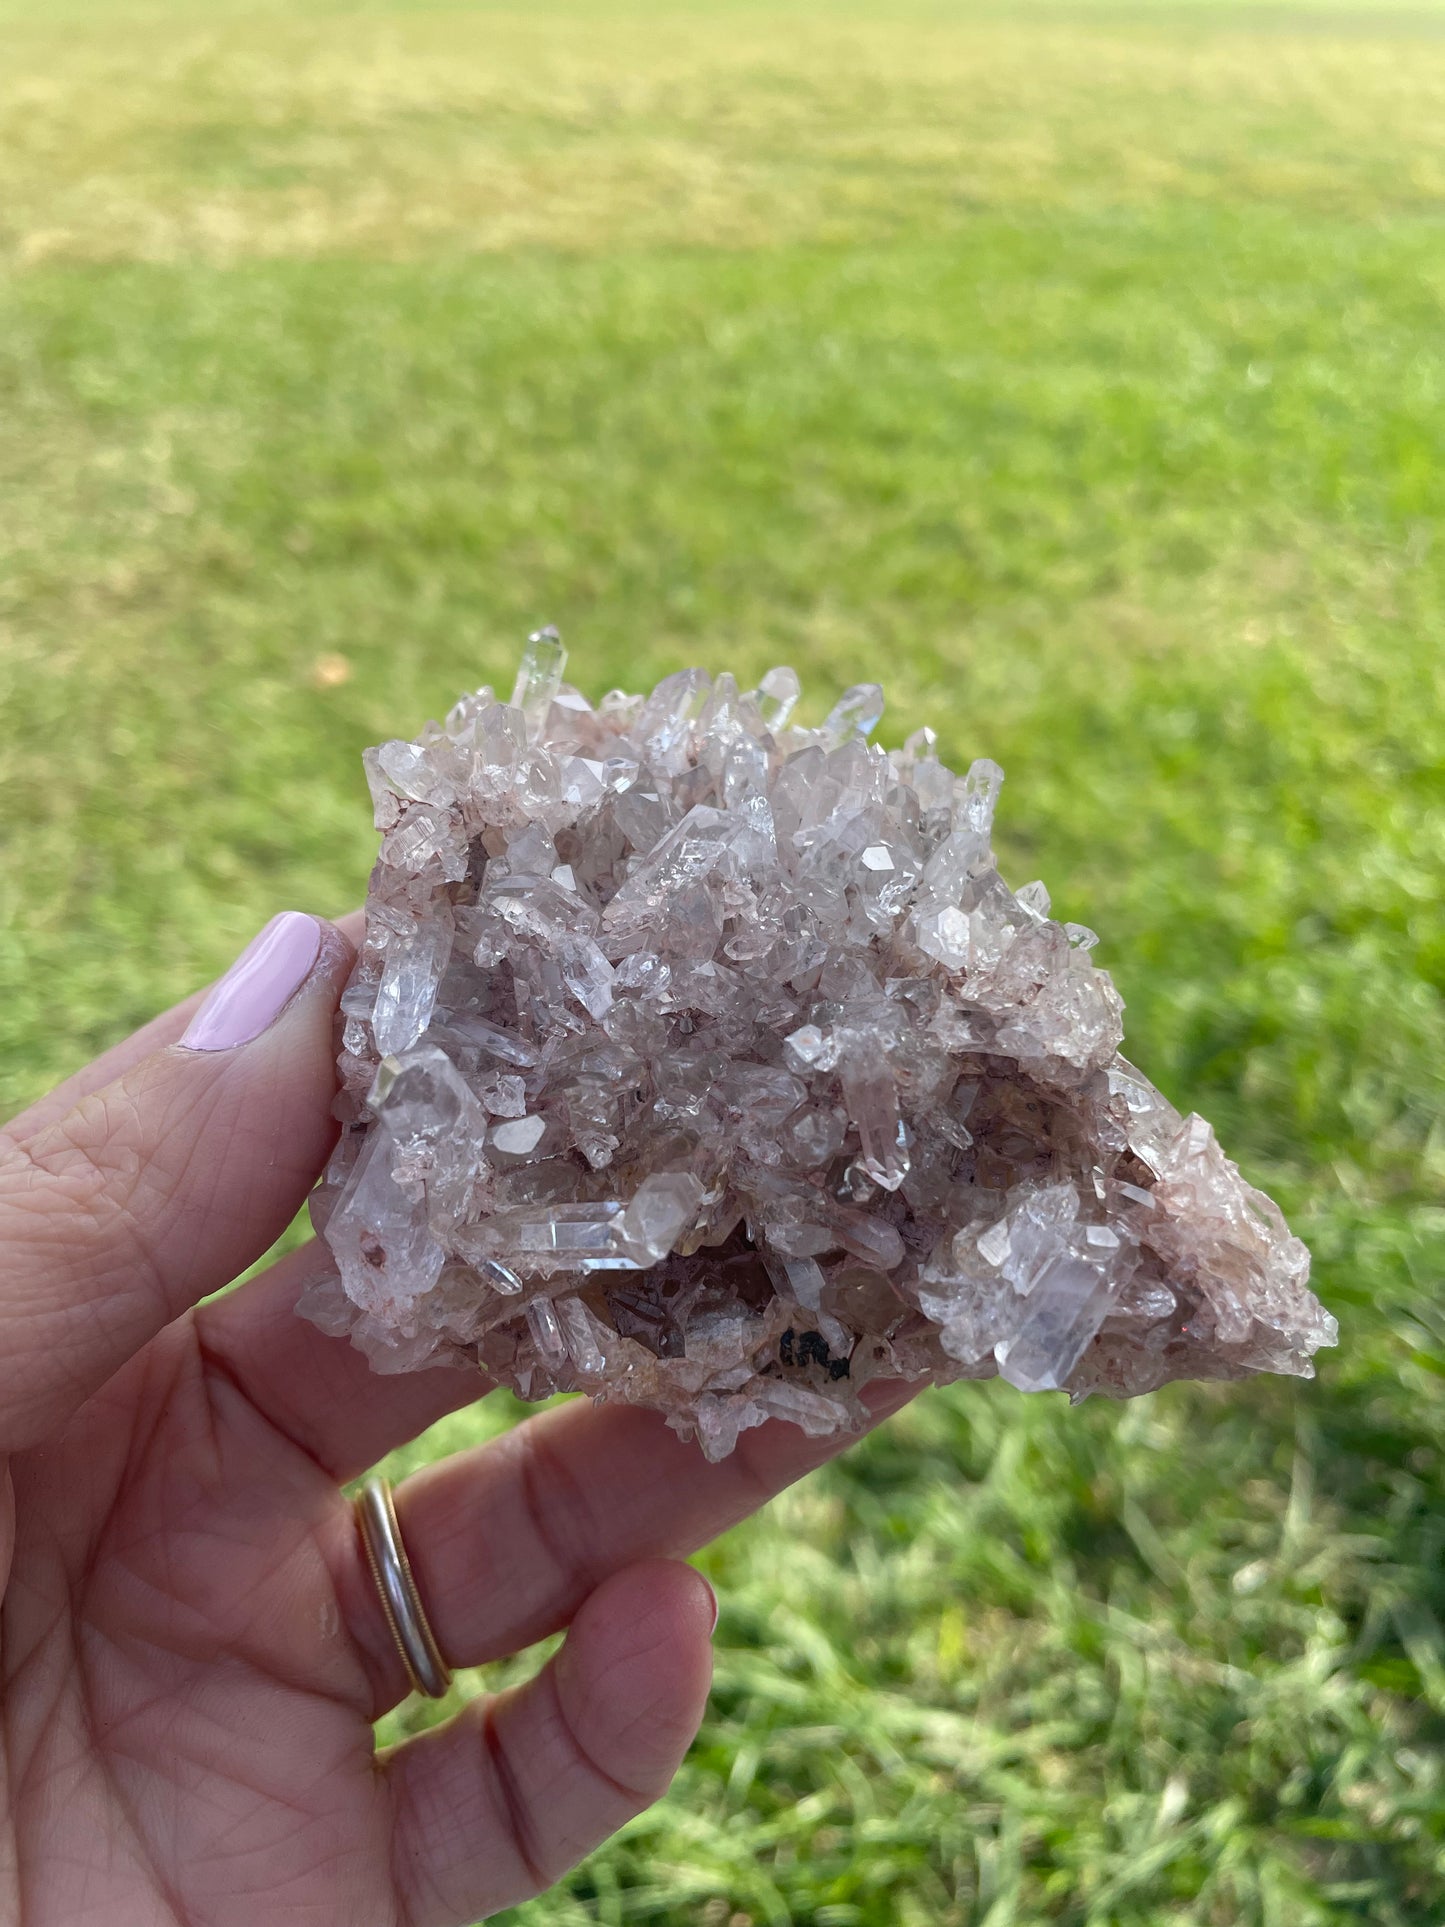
[{"left": 2, "top": 1, "right": 1444, "bottom": 1921}]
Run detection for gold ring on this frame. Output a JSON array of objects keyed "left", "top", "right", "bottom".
[{"left": 354, "top": 1475, "right": 452, "bottom": 1700}]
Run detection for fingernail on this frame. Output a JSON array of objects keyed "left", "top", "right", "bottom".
[
  {"left": 180, "top": 913, "right": 323, "bottom": 1052},
  {"left": 703, "top": 1578, "right": 719, "bottom": 1636}
]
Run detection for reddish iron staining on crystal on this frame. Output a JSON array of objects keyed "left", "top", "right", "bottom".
[{"left": 302, "top": 631, "right": 1336, "bottom": 1459}]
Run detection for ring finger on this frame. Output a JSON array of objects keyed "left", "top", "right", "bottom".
[{"left": 333, "top": 1370, "right": 920, "bottom": 1718}]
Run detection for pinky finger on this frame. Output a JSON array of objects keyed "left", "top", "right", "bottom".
[{"left": 384, "top": 1559, "right": 716, "bottom": 1927}]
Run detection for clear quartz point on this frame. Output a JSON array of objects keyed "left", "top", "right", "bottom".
[
  {"left": 512, "top": 626, "right": 567, "bottom": 742},
  {"left": 755, "top": 665, "right": 802, "bottom": 732},
  {"left": 308, "top": 636, "right": 1336, "bottom": 1456},
  {"left": 819, "top": 682, "right": 885, "bottom": 747}
]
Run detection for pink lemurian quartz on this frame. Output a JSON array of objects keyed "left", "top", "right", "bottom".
[{"left": 302, "top": 631, "right": 1336, "bottom": 1458}]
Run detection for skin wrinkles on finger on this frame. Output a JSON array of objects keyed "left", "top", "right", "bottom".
[
  {"left": 0, "top": 1466, "right": 14, "bottom": 1595},
  {"left": 0, "top": 918, "right": 359, "bottom": 1458},
  {"left": 383, "top": 1560, "right": 713, "bottom": 1927},
  {"left": 0, "top": 1081, "right": 276, "bottom": 1445},
  {"left": 2, "top": 980, "right": 336, "bottom": 1240},
  {"left": 0, "top": 1747, "right": 14, "bottom": 1927},
  {"left": 193, "top": 1242, "right": 487, "bottom": 1488},
  {"left": 9, "top": 1073, "right": 246, "bottom": 1294},
  {"left": 0, "top": 994, "right": 205, "bottom": 1147},
  {"left": 339, "top": 1377, "right": 922, "bottom": 1718},
  {"left": 0, "top": 930, "right": 355, "bottom": 1456},
  {"left": 550, "top": 1583, "right": 717, "bottom": 1800},
  {"left": 0, "top": 1562, "right": 74, "bottom": 1774},
  {"left": 1, "top": 914, "right": 363, "bottom": 1149}
]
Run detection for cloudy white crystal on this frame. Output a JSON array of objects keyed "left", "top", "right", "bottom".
[{"left": 305, "top": 635, "right": 1337, "bottom": 1458}]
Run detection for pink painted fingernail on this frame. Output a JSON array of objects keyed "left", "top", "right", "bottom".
[{"left": 180, "top": 912, "right": 323, "bottom": 1052}]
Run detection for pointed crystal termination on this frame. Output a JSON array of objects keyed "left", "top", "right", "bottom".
[
  {"left": 512, "top": 625, "right": 567, "bottom": 742},
  {"left": 838, "top": 1035, "right": 908, "bottom": 1191},
  {"left": 308, "top": 635, "right": 1337, "bottom": 1459},
  {"left": 755, "top": 665, "right": 801, "bottom": 732},
  {"left": 819, "top": 681, "right": 885, "bottom": 747}
]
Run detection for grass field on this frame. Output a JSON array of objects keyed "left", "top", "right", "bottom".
[{"left": 3, "top": 1, "right": 1445, "bottom": 1920}]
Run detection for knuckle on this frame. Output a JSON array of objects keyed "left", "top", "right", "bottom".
[
  {"left": 481, "top": 1699, "right": 552, "bottom": 1891},
  {"left": 511, "top": 1421, "right": 604, "bottom": 1610},
  {"left": 0, "top": 1072, "right": 221, "bottom": 1338},
  {"left": 2, "top": 1086, "right": 148, "bottom": 1230}
]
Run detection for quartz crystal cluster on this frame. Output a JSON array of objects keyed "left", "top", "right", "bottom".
[{"left": 303, "top": 631, "right": 1337, "bottom": 1458}]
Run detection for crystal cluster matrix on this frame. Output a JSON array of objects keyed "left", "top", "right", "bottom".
[{"left": 305, "top": 632, "right": 1336, "bottom": 1458}]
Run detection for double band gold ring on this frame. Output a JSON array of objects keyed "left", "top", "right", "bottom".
[{"left": 353, "top": 1476, "right": 452, "bottom": 1700}]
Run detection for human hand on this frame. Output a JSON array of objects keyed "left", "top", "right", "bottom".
[{"left": 0, "top": 912, "right": 913, "bottom": 1926}]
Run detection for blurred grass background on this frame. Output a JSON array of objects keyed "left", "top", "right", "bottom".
[{"left": 2, "top": 0, "right": 1444, "bottom": 1920}]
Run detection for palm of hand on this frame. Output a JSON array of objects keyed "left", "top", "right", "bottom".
[
  {"left": 7, "top": 1319, "right": 386, "bottom": 1923},
  {"left": 0, "top": 915, "right": 907, "bottom": 1927}
]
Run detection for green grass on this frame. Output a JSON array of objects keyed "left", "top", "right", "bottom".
[{"left": 2, "top": 1, "right": 1444, "bottom": 1920}]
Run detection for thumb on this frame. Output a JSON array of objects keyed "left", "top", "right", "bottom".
[{"left": 0, "top": 912, "right": 353, "bottom": 1453}]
